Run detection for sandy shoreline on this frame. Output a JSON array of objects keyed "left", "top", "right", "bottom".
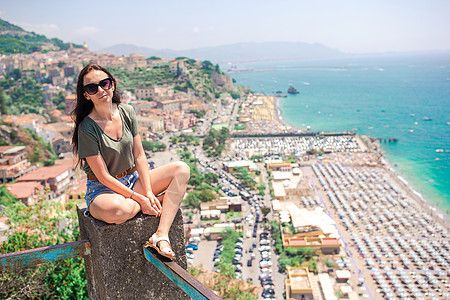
[{"left": 230, "top": 132, "right": 450, "bottom": 298}]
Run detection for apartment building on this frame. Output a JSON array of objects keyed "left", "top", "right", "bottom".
[
  {"left": 0, "top": 146, "right": 35, "bottom": 183},
  {"left": 15, "top": 159, "right": 75, "bottom": 197},
  {"left": 156, "top": 98, "right": 189, "bottom": 113},
  {"left": 135, "top": 85, "right": 175, "bottom": 101},
  {"left": 137, "top": 115, "right": 165, "bottom": 132}
]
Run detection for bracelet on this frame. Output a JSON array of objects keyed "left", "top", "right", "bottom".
[{"left": 130, "top": 191, "right": 135, "bottom": 199}]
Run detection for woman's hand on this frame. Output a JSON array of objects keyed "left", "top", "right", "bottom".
[
  {"left": 134, "top": 192, "right": 161, "bottom": 216},
  {"left": 145, "top": 191, "right": 162, "bottom": 216}
]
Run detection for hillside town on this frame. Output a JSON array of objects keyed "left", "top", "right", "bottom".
[{"left": 1, "top": 41, "right": 449, "bottom": 300}]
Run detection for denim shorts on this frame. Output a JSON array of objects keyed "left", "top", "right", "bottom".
[{"left": 84, "top": 171, "right": 140, "bottom": 213}]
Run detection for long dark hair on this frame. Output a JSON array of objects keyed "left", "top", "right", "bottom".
[{"left": 71, "top": 63, "right": 121, "bottom": 166}]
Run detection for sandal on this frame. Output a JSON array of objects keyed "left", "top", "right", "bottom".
[{"left": 145, "top": 233, "right": 176, "bottom": 260}]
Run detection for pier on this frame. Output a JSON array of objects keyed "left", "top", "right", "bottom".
[{"left": 377, "top": 138, "right": 398, "bottom": 143}]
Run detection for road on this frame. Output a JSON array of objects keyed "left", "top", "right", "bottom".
[{"left": 189, "top": 161, "right": 286, "bottom": 299}]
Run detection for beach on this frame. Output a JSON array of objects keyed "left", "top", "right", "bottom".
[
  {"left": 229, "top": 54, "right": 450, "bottom": 214},
  {"left": 229, "top": 93, "right": 450, "bottom": 299}
]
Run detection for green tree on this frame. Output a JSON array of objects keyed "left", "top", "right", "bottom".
[
  {"left": 229, "top": 90, "right": 241, "bottom": 99},
  {"left": 198, "top": 189, "right": 216, "bottom": 203},
  {"left": 31, "top": 148, "right": 40, "bottom": 163},
  {"left": 204, "top": 172, "right": 218, "bottom": 185},
  {"left": 0, "top": 88, "right": 9, "bottom": 114},
  {"left": 142, "top": 141, "right": 166, "bottom": 152},
  {"left": 217, "top": 259, "right": 236, "bottom": 278},
  {"left": 184, "top": 191, "right": 202, "bottom": 208},
  {"left": 201, "top": 60, "right": 214, "bottom": 73}
]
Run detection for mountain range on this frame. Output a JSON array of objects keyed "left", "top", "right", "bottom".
[
  {"left": 0, "top": 17, "right": 345, "bottom": 63},
  {"left": 99, "top": 42, "right": 346, "bottom": 63}
]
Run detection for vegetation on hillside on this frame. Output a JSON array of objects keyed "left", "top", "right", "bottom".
[
  {"left": 0, "top": 18, "right": 81, "bottom": 54},
  {"left": 0, "top": 19, "right": 24, "bottom": 32},
  {"left": 0, "top": 69, "right": 68, "bottom": 115},
  {"left": 0, "top": 185, "right": 88, "bottom": 299},
  {"left": 0, "top": 122, "right": 57, "bottom": 165},
  {"left": 109, "top": 58, "right": 227, "bottom": 102}
]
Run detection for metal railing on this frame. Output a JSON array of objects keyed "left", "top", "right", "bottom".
[
  {"left": 0, "top": 240, "right": 91, "bottom": 270},
  {"left": 0, "top": 241, "right": 222, "bottom": 300}
]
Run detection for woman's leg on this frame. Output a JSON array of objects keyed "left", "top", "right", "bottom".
[
  {"left": 134, "top": 161, "right": 190, "bottom": 250},
  {"left": 89, "top": 194, "right": 141, "bottom": 224}
]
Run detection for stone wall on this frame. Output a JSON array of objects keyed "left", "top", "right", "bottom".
[{"left": 77, "top": 205, "right": 189, "bottom": 300}]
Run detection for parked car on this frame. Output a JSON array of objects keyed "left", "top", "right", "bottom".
[
  {"left": 247, "top": 259, "right": 253, "bottom": 267},
  {"left": 259, "top": 245, "right": 271, "bottom": 251},
  {"left": 262, "top": 289, "right": 275, "bottom": 298},
  {"left": 186, "top": 244, "right": 198, "bottom": 250},
  {"left": 261, "top": 279, "right": 274, "bottom": 286},
  {"left": 260, "top": 261, "right": 273, "bottom": 267}
]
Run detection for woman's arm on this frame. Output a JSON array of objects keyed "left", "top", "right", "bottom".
[{"left": 132, "top": 134, "right": 162, "bottom": 214}]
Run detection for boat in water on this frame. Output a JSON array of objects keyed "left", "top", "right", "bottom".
[
  {"left": 274, "top": 91, "right": 287, "bottom": 97},
  {"left": 287, "top": 85, "right": 299, "bottom": 94},
  {"left": 423, "top": 116, "right": 432, "bottom": 121}
]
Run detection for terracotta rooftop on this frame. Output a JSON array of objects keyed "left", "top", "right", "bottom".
[
  {"left": 6, "top": 181, "right": 43, "bottom": 199},
  {"left": 16, "top": 159, "right": 74, "bottom": 181}
]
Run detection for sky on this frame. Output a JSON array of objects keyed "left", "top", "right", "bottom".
[{"left": 0, "top": 0, "right": 449, "bottom": 54}]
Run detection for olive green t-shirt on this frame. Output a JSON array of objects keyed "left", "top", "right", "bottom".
[{"left": 78, "top": 103, "right": 139, "bottom": 177}]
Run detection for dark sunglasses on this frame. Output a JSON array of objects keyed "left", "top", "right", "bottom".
[{"left": 84, "top": 78, "right": 113, "bottom": 95}]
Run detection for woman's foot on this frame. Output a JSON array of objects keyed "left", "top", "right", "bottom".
[{"left": 146, "top": 233, "right": 175, "bottom": 260}]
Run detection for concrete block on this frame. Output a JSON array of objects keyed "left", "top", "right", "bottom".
[{"left": 77, "top": 204, "right": 189, "bottom": 300}]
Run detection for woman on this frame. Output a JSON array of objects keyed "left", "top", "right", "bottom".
[{"left": 72, "top": 64, "right": 190, "bottom": 260}]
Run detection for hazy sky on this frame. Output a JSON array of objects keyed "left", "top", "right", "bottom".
[{"left": 1, "top": 0, "right": 449, "bottom": 53}]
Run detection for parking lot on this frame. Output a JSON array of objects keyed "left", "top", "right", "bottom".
[
  {"left": 189, "top": 185, "right": 286, "bottom": 299},
  {"left": 181, "top": 154, "right": 287, "bottom": 299}
]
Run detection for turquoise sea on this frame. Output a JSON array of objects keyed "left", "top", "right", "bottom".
[{"left": 227, "top": 53, "right": 450, "bottom": 214}]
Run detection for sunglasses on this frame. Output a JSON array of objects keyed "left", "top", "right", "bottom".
[{"left": 84, "top": 78, "right": 113, "bottom": 95}]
